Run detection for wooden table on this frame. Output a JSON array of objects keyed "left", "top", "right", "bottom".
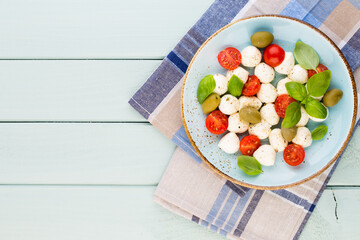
[{"left": 0, "top": 1, "right": 359, "bottom": 239}]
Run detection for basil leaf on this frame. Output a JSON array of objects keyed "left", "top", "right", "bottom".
[
  {"left": 282, "top": 102, "right": 301, "bottom": 128},
  {"left": 197, "top": 75, "right": 216, "bottom": 104},
  {"left": 228, "top": 75, "right": 244, "bottom": 97},
  {"left": 237, "top": 156, "right": 263, "bottom": 176},
  {"left": 311, "top": 125, "right": 328, "bottom": 140},
  {"left": 304, "top": 97, "right": 327, "bottom": 119},
  {"left": 307, "top": 70, "right": 331, "bottom": 97},
  {"left": 285, "top": 82, "right": 308, "bottom": 101},
  {"left": 294, "top": 41, "right": 319, "bottom": 70}
]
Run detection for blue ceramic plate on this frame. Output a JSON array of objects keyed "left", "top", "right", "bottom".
[{"left": 182, "top": 15, "right": 357, "bottom": 189}]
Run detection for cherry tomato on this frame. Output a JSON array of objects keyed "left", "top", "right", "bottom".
[
  {"left": 274, "top": 94, "right": 297, "bottom": 118},
  {"left": 240, "top": 135, "right": 261, "bottom": 156},
  {"left": 242, "top": 75, "right": 261, "bottom": 96},
  {"left": 283, "top": 144, "right": 305, "bottom": 166},
  {"left": 217, "top": 47, "right": 242, "bottom": 70},
  {"left": 263, "top": 44, "right": 285, "bottom": 67},
  {"left": 308, "top": 64, "right": 328, "bottom": 78},
  {"left": 205, "top": 110, "right": 228, "bottom": 135}
]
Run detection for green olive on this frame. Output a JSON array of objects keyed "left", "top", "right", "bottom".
[
  {"left": 323, "top": 89, "right": 343, "bottom": 107},
  {"left": 281, "top": 126, "right": 297, "bottom": 142},
  {"left": 250, "top": 31, "right": 274, "bottom": 48},
  {"left": 202, "top": 93, "right": 221, "bottom": 114},
  {"left": 239, "top": 106, "right": 261, "bottom": 124}
]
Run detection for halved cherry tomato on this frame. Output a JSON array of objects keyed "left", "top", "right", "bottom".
[
  {"left": 283, "top": 144, "right": 305, "bottom": 166},
  {"left": 205, "top": 110, "right": 228, "bottom": 135},
  {"left": 274, "top": 94, "right": 297, "bottom": 118},
  {"left": 242, "top": 75, "right": 261, "bottom": 96},
  {"left": 308, "top": 64, "right": 328, "bottom": 78},
  {"left": 217, "top": 47, "right": 242, "bottom": 70},
  {"left": 263, "top": 44, "right": 285, "bottom": 67},
  {"left": 240, "top": 135, "right": 261, "bottom": 156}
]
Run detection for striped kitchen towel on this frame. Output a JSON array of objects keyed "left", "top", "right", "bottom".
[{"left": 129, "top": 0, "right": 360, "bottom": 239}]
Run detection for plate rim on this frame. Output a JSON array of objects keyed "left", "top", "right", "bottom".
[{"left": 181, "top": 14, "right": 358, "bottom": 190}]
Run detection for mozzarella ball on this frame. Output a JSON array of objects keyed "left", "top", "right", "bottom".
[
  {"left": 254, "top": 63, "right": 275, "bottom": 83},
  {"left": 308, "top": 104, "right": 329, "bottom": 122},
  {"left": 296, "top": 106, "right": 310, "bottom": 127},
  {"left": 276, "top": 77, "right": 293, "bottom": 95},
  {"left": 305, "top": 84, "right": 323, "bottom": 101},
  {"left": 288, "top": 64, "right": 308, "bottom": 84},
  {"left": 228, "top": 113, "right": 249, "bottom": 133},
  {"left": 253, "top": 145, "right": 276, "bottom": 166},
  {"left": 260, "top": 103, "right": 279, "bottom": 125},
  {"left": 292, "top": 127, "right": 312, "bottom": 148},
  {"left": 257, "top": 83, "right": 277, "bottom": 103},
  {"left": 241, "top": 46, "right": 262, "bottom": 67},
  {"left": 213, "top": 74, "right": 228, "bottom": 95},
  {"left": 248, "top": 120, "right": 271, "bottom": 140},
  {"left": 275, "top": 52, "right": 295, "bottom": 75},
  {"left": 218, "top": 132, "right": 240, "bottom": 154},
  {"left": 226, "top": 67, "right": 249, "bottom": 84},
  {"left": 219, "top": 94, "right": 240, "bottom": 115},
  {"left": 269, "top": 129, "right": 288, "bottom": 152},
  {"left": 238, "top": 96, "right": 262, "bottom": 110}
]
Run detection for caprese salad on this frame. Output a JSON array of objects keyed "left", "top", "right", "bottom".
[{"left": 197, "top": 31, "right": 343, "bottom": 176}]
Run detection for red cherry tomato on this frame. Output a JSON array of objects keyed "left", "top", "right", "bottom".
[
  {"left": 242, "top": 75, "right": 261, "bottom": 96},
  {"left": 240, "top": 135, "right": 261, "bottom": 156},
  {"left": 274, "top": 94, "right": 297, "bottom": 118},
  {"left": 217, "top": 47, "right": 242, "bottom": 70},
  {"left": 205, "top": 110, "right": 228, "bottom": 135},
  {"left": 307, "top": 64, "right": 328, "bottom": 78},
  {"left": 263, "top": 44, "right": 285, "bottom": 67},
  {"left": 283, "top": 144, "right": 305, "bottom": 166}
]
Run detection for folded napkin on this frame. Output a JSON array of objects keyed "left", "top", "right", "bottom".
[{"left": 129, "top": 0, "right": 360, "bottom": 239}]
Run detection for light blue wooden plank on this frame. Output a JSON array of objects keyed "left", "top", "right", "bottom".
[
  {"left": 0, "top": 123, "right": 358, "bottom": 185},
  {"left": 0, "top": 123, "right": 175, "bottom": 185},
  {"left": 0, "top": 186, "right": 357, "bottom": 240},
  {"left": 0, "top": 0, "right": 213, "bottom": 59},
  {"left": 0, "top": 60, "right": 161, "bottom": 121}
]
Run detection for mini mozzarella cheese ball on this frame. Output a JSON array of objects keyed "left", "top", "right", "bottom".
[
  {"left": 276, "top": 77, "right": 293, "bottom": 95},
  {"left": 219, "top": 94, "right": 240, "bottom": 115},
  {"left": 253, "top": 145, "right": 276, "bottom": 166},
  {"left": 227, "top": 113, "right": 249, "bottom": 133},
  {"left": 248, "top": 120, "right": 271, "bottom": 140},
  {"left": 269, "top": 129, "right": 288, "bottom": 152},
  {"left": 288, "top": 64, "right": 308, "bottom": 84},
  {"left": 292, "top": 127, "right": 312, "bottom": 148},
  {"left": 226, "top": 67, "right": 249, "bottom": 84},
  {"left": 275, "top": 52, "right": 295, "bottom": 75},
  {"left": 254, "top": 63, "right": 275, "bottom": 83},
  {"left": 260, "top": 103, "right": 279, "bottom": 125},
  {"left": 308, "top": 104, "right": 329, "bottom": 122},
  {"left": 238, "top": 96, "right": 262, "bottom": 110},
  {"left": 257, "top": 83, "right": 277, "bottom": 103},
  {"left": 218, "top": 132, "right": 240, "bottom": 154},
  {"left": 212, "top": 74, "right": 228, "bottom": 95},
  {"left": 296, "top": 106, "right": 310, "bottom": 127},
  {"left": 241, "top": 46, "right": 262, "bottom": 67}
]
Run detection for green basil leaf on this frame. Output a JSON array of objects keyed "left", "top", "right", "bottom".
[
  {"left": 197, "top": 75, "right": 216, "bottom": 104},
  {"left": 304, "top": 97, "right": 327, "bottom": 119},
  {"left": 311, "top": 125, "right": 328, "bottom": 140},
  {"left": 294, "top": 41, "right": 319, "bottom": 70},
  {"left": 285, "top": 82, "right": 308, "bottom": 101},
  {"left": 282, "top": 102, "right": 301, "bottom": 128},
  {"left": 237, "top": 156, "right": 263, "bottom": 176},
  {"left": 228, "top": 75, "right": 244, "bottom": 97},
  {"left": 307, "top": 70, "right": 331, "bottom": 97}
]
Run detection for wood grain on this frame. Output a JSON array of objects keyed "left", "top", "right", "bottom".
[
  {"left": 0, "top": 186, "right": 357, "bottom": 240},
  {"left": 0, "top": 0, "right": 212, "bottom": 59}
]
